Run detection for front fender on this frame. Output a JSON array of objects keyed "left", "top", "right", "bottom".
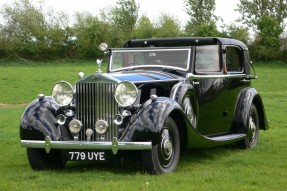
[
  {"left": 120, "top": 97, "right": 182, "bottom": 142},
  {"left": 233, "top": 88, "right": 269, "bottom": 131},
  {"left": 170, "top": 81, "right": 194, "bottom": 104},
  {"left": 20, "top": 96, "right": 62, "bottom": 141}
]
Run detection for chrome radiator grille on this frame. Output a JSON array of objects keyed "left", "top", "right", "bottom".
[{"left": 76, "top": 83, "right": 119, "bottom": 141}]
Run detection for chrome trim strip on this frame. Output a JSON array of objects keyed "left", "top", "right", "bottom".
[
  {"left": 133, "top": 79, "right": 181, "bottom": 84},
  {"left": 186, "top": 73, "right": 247, "bottom": 79},
  {"left": 171, "top": 82, "right": 182, "bottom": 100},
  {"left": 21, "top": 136, "right": 152, "bottom": 155}
]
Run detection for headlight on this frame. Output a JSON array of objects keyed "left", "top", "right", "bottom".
[
  {"left": 51, "top": 81, "right": 74, "bottom": 106},
  {"left": 114, "top": 81, "right": 138, "bottom": 107}
]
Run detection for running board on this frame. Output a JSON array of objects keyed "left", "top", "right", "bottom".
[
  {"left": 187, "top": 130, "right": 247, "bottom": 148},
  {"left": 207, "top": 134, "right": 246, "bottom": 141}
]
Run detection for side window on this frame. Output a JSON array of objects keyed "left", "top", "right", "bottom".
[
  {"left": 195, "top": 45, "right": 220, "bottom": 73},
  {"left": 225, "top": 46, "right": 243, "bottom": 73}
]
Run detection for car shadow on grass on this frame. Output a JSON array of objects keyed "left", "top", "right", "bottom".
[
  {"left": 53, "top": 144, "right": 243, "bottom": 174},
  {"left": 61, "top": 151, "right": 145, "bottom": 175}
]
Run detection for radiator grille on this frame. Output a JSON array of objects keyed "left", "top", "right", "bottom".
[{"left": 76, "top": 83, "right": 119, "bottom": 141}]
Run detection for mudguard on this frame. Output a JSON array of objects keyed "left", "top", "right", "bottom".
[
  {"left": 233, "top": 87, "right": 269, "bottom": 131},
  {"left": 20, "top": 96, "right": 63, "bottom": 141},
  {"left": 170, "top": 81, "right": 199, "bottom": 124},
  {"left": 170, "top": 81, "right": 194, "bottom": 104},
  {"left": 120, "top": 97, "right": 183, "bottom": 142}
]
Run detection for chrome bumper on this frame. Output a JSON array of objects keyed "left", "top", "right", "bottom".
[{"left": 21, "top": 136, "right": 152, "bottom": 154}]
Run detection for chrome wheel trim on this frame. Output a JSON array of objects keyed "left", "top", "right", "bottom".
[
  {"left": 159, "top": 129, "right": 174, "bottom": 167},
  {"left": 248, "top": 116, "right": 257, "bottom": 144},
  {"left": 183, "top": 97, "right": 196, "bottom": 128}
]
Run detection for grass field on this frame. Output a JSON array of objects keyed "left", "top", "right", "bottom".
[{"left": 0, "top": 61, "right": 286, "bottom": 191}]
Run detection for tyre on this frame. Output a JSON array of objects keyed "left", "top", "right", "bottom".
[
  {"left": 142, "top": 116, "right": 180, "bottom": 174},
  {"left": 238, "top": 104, "right": 259, "bottom": 149},
  {"left": 27, "top": 148, "right": 67, "bottom": 170}
]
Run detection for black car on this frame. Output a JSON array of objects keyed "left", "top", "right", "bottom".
[{"left": 20, "top": 37, "right": 269, "bottom": 173}]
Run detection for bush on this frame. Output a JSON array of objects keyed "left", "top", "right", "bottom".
[{"left": 281, "top": 50, "right": 287, "bottom": 63}]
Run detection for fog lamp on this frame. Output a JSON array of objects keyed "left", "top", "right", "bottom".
[
  {"left": 95, "top": 120, "right": 108, "bottom": 134},
  {"left": 69, "top": 119, "right": 83, "bottom": 134},
  {"left": 56, "top": 114, "right": 66, "bottom": 125}
]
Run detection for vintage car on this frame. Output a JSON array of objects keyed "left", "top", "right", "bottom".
[{"left": 20, "top": 37, "right": 269, "bottom": 173}]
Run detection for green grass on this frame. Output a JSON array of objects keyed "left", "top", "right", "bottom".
[
  {"left": 0, "top": 61, "right": 286, "bottom": 191},
  {"left": 0, "top": 61, "right": 106, "bottom": 104}
]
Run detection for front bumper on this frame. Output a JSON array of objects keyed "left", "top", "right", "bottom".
[{"left": 21, "top": 136, "right": 152, "bottom": 155}]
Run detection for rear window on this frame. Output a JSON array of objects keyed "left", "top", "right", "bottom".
[{"left": 225, "top": 46, "right": 244, "bottom": 73}]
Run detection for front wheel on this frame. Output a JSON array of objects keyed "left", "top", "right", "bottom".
[
  {"left": 142, "top": 116, "right": 180, "bottom": 174},
  {"left": 27, "top": 148, "right": 67, "bottom": 170},
  {"left": 238, "top": 104, "right": 259, "bottom": 149}
]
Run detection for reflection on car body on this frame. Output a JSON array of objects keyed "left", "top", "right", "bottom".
[{"left": 20, "top": 37, "right": 269, "bottom": 174}]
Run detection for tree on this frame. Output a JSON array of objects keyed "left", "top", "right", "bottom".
[
  {"left": 0, "top": 0, "right": 71, "bottom": 60},
  {"left": 236, "top": 0, "right": 287, "bottom": 29},
  {"left": 134, "top": 15, "right": 154, "bottom": 39},
  {"left": 221, "top": 24, "right": 250, "bottom": 44},
  {"left": 73, "top": 12, "right": 109, "bottom": 59},
  {"left": 0, "top": 24, "right": 9, "bottom": 59},
  {"left": 184, "top": 0, "right": 220, "bottom": 36},
  {"left": 281, "top": 31, "right": 287, "bottom": 63},
  {"left": 154, "top": 14, "right": 182, "bottom": 38},
  {"left": 0, "top": 0, "right": 47, "bottom": 59},
  {"left": 249, "top": 15, "right": 283, "bottom": 61},
  {"left": 236, "top": 0, "right": 287, "bottom": 61},
  {"left": 111, "top": 0, "right": 139, "bottom": 40}
]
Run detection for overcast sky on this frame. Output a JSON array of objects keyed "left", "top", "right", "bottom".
[{"left": 0, "top": 0, "right": 240, "bottom": 26}]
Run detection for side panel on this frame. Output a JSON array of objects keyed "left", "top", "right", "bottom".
[
  {"left": 20, "top": 97, "right": 63, "bottom": 141},
  {"left": 195, "top": 78, "right": 228, "bottom": 135}
]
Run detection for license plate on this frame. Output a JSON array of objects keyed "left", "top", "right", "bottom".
[{"left": 67, "top": 151, "right": 106, "bottom": 161}]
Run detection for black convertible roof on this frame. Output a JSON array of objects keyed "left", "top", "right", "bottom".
[{"left": 124, "top": 37, "right": 248, "bottom": 49}]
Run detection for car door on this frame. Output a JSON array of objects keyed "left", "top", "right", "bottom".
[
  {"left": 193, "top": 45, "right": 247, "bottom": 136},
  {"left": 222, "top": 45, "right": 247, "bottom": 130},
  {"left": 193, "top": 45, "right": 229, "bottom": 136}
]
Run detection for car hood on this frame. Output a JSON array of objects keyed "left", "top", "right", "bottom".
[{"left": 77, "top": 70, "right": 184, "bottom": 84}]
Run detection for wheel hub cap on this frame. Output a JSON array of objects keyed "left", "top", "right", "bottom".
[
  {"left": 249, "top": 117, "right": 256, "bottom": 143},
  {"left": 161, "top": 130, "right": 173, "bottom": 160}
]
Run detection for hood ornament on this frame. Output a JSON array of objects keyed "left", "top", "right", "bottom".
[{"left": 96, "top": 59, "right": 103, "bottom": 73}]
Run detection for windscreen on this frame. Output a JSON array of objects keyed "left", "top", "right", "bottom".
[{"left": 110, "top": 48, "right": 191, "bottom": 71}]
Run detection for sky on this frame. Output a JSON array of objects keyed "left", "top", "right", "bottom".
[{"left": 0, "top": 0, "right": 240, "bottom": 26}]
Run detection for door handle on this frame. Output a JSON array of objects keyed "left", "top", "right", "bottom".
[{"left": 192, "top": 81, "right": 200, "bottom": 86}]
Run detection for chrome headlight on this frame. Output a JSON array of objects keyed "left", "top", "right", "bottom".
[
  {"left": 51, "top": 81, "right": 74, "bottom": 106},
  {"left": 114, "top": 81, "right": 138, "bottom": 107}
]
